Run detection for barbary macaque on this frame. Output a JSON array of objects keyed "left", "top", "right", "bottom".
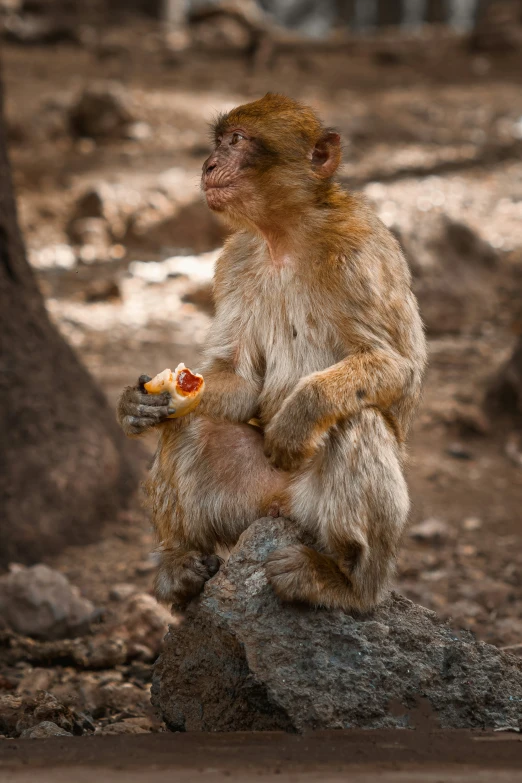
[{"left": 117, "top": 93, "right": 427, "bottom": 613}]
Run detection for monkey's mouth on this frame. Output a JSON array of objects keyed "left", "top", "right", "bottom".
[
  {"left": 203, "top": 182, "right": 236, "bottom": 211},
  {"left": 203, "top": 182, "right": 233, "bottom": 191}
]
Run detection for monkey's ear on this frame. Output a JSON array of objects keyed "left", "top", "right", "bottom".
[{"left": 311, "top": 131, "right": 341, "bottom": 178}]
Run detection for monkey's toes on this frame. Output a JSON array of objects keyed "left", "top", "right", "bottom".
[
  {"left": 201, "top": 554, "right": 222, "bottom": 578},
  {"left": 184, "top": 553, "right": 221, "bottom": 581},
  {"left": 266, "top": 545, "right": 309, "bottom": 571},
  {"left": 265, "top": 545, "right": 311, "bottom": 601}
]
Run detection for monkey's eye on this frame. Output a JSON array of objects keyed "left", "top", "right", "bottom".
[{"left": 230, "top": 132, "right": 245, "bottom": 145}]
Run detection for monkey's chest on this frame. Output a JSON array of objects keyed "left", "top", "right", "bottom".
[{"left": 249, "top": 285, "right": 342, "bottom": 417}]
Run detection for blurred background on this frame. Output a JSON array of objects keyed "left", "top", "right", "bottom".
[{"left": 1, "top": 0, "right": 522, "bottom": 735}]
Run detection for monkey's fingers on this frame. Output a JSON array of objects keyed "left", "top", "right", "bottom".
[
  {"left": 138, "top": 374, "right": 152, "bottom": 390},
  {"left": 124, "top": 401, "right": 172, "bottom": 421},
  {"left": 121, "top": 414, "right": 166, "bottom": 436},
  {"left": 128, "top": 388, "right": 171, "bottom": 407}
]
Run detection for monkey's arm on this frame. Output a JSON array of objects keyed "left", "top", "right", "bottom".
[
  {"left": 264, "top": 347, "right": 412, "bottom": 471},
  {"left": 197, "top": 357, "right": 262, "bottom": 423}
]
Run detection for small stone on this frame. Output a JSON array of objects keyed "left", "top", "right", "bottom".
[
  {"left": 126, "top": 122, "right": 152, "bottom": 141},
  {"left": 95, "top": 682, "right": 150, "bottom": 714},
  {"left": 447, "top": 442, "right": 473, "bottom": 460},
  {"left": 68, "top": 217, "right": 110, "bottom": 247},
  {"left": 135, "top": 560, "right": 156, "bottom": 575},
  {"left": 82, "top": 278, "right": 121, "bottom": 303},
  {"left": 448, "top": 599, "right": 484, "bottom": 622},
  {"left": 0, "top": 695, "right": 23, "bottom": 737},
  {"left": 110, "top": 583, "right": 139, "bottom": 602},
  {"left": 409, "top": 518, "right": 450, "bottom": 543},
  {"left": 110, "top": 592, "right": 172, "bottom": 659},
  {"left": 463, "top": 517, "right": 482, "bottom": 531},
  {"left": 20, "top": 721, "right": 73, "bottom": 739},
  {"left": 95, "top": 721, "right": 149, "bottom": 735},
  {"left": 457, "top": 544, "right": 478, "bottom": 558},
  {"left": 15, "top": 692, "right": 76, "bottom": 736}
]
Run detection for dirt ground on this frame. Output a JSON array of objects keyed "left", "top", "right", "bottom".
[
  {"left": 1, "top": 18, "right": 522, "bottom": 746},
  {"left": 1, "top": 730, "right": 522, "bottom": 782}
]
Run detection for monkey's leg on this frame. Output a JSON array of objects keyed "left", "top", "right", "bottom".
[
  {"left": 149, "top": 417, "right": 289, "bottom": 608},
  {"left": 266, "top": 408, "right": 409, "bottom": 613}
]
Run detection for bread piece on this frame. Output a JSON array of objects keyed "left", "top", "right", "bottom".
[{"left": 144, "top": 363, "right": 204, "bottom": 418}]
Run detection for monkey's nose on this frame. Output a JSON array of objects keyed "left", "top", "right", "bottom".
[{"left": 205, "top": 162, "right": 217, "bottom": 174}]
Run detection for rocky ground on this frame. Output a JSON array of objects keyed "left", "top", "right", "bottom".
[{"left": 1, "top": 19, "right": 522, "bottom": 739}]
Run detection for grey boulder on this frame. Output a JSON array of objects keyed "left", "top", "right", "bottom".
[
  {"left": 152, "top": 518, "right": 522, "bottom": 732},
  {"left": 20, "top": 721, "right": 73, "bottom": 739},
  {"left": 0, "top": 564, "right": 96, "bottom": 640}
]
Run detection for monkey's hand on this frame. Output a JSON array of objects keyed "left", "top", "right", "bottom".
[
  {"left": 117, "top": 375, "right": 172, "bottom": 437},
  {"left": 264, "top": 382, "right": 323, "bottom": 472}
]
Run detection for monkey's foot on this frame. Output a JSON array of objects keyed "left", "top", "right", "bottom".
[
  {"left": 265, "top": 545, "right": 320, "bottom": 604},
  {"left": 154, "top": 550, "right": 221, "bottom": 610},
  {"left": 265, "top": 545, "right": 351, "bottom": 609}
]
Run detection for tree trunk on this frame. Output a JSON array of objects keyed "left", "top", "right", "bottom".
[{"left": 0, "top": 71, "right": 136, "bottom": 566}]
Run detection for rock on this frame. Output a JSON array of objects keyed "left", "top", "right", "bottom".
[
  {"left": 182, "top": 281, "right": 215, "bottom": 315},
  {"left": 425, "top": 400, "right": 491, "bottom": 436},
  {"left": 70, "top": 188, "right": 105, "bottom": 221},
  {"left": 152, "top": 518, "right": 522, "bottom": 732},
  {"left": 4, "top": 14, "right": 78, "bottom": 46},
  {"left": 68, "top": 217, "right": 111, "bottom": 250},
  {"left": 469, "top": 1, "right": 522, "bottom": 52},
  {"left": 125, "top": 199, "right": 227, "bottom": 255},
  {"left": 15, "top": 691, "right": 78, "bottom": 737},
  {"left": 67, "top": 184, "right": 130, "bottom": 242},
  {"left": 111, "top": 592, "right": 172, "bottom": 660},
  {"left": 94, "top": 717, "right": 153, "bottom": 735},
  {"left": 82, "top": 278, "right": 121, "bottom": 303},
  {"left": 408, "top": 518, "right": 450, "bottom": 543},
  {"left": 16, "top": 668, "right": 55, "bottom": 697},
  {"left": 93, "top": 682, "right": 151, "bottom": 715},
  {"left": 0, "top": 564, "right": 96, "bottom": 640},
  {"left": 126, "top": 121, "right": 152, "bottom": 142},
  {"left": 399, "top": 214, "right": 500, "bottom": 336},
  {"left": 69, "top": 82, "right": 135, "bottom": 140},
  {"left": 109, "top": 583, "right": 139, "bottom": 602},
  {"left": 463, "top": 517, "right": 482, "bottom": 532},
  {"left": 446, "top": 599, "right": 484, "bottom": 623},
  {"left": 188, "top": 1, "right": 267, "bottom": 51},
  {"left": 446, "top": 442, "right": 473, "bottom": 460},
  {"left": 69, "top": 173, "right": 227, "bottom": 256},
  {"left": 0, "top": 627, "right": 128, "bottom": 670},
  {"left": 505, "top": 435, "right": 522, "bottom": 468},
  {"left": 0, "top": 695, "right": 23, "bottom": 737},
  {"left": 20, "top": 721, "right": 73, "bottom": 739},
  {"left": 134, "top": 560, "right": 156, "bottom": 575}
]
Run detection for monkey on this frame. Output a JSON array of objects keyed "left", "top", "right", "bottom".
[{"left": 117, "top": 93, "right": 427, "bottom": 614}]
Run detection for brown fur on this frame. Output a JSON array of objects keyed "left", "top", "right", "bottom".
[{"left": 117, "top": 94, "right": 427, "bottom": 613}]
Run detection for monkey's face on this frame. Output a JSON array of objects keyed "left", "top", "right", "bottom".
[
  {"left": 202, "top": 94, "right": 342, "bottom": 227},
  {"left": 201, "top": 128, "right": 260, "bottom": 215}
]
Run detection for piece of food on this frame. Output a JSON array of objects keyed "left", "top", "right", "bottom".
[{"left": 144, "top": 363, "right": 205, "bottom": 418}]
